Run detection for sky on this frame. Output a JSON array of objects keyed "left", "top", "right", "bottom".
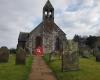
[{"left": 0, "top": 0, "right": 100, "bottom": 48}]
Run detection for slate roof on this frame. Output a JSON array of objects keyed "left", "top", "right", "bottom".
[
  {"left": 30, "top": 21, "right": 66, "bottom": 36},
  {"left": 54, "top": 22, "right": 66, "bottom": 35},
  {"left": 30, "top": 22, "right": 43, "bottom": 34},
  {"left": 18, "top": 32, "right": 29, "bottom": 41}
]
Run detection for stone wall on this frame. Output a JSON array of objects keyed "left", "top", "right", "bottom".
[{"left": 26, "top": 21, "right": 67, "bottom": 55}]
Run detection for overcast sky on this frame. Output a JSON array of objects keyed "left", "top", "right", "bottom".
[{"left": 0, "top": 0, "right": 100, "bottom": 48}]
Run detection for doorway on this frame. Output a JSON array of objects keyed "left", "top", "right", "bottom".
[
  {"left": 35, "top": 36, "right": 42, "bottom": 48},
  {"left": 35, "top": 36, "right": 43, "bottom": 56}
]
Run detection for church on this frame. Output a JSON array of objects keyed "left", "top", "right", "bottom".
[{"left": 17, "top": 0, "right": 67, "bottom": 55}]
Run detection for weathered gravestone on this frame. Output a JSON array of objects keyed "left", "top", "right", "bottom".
[
  {"left": 16, "top": 48, "right": 26, "bottom": 65},
  {"left": 0, "top": 46, "right": 9, "bottom": 62},
  {"left": 62, "top": 51, "right": 79, "bottom": 71},
  {"left": 62, "top": 41, "right": 79, "bottom": 71}
]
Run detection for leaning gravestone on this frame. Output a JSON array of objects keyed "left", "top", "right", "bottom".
[
  {"left": 62, "top": 41, "right": 79, "bottom": 71},
  {"left": 16, "top": 48, "right": 26, "bottom": 65},
  {"left": 0, "top": 46, "right": 10, "bottom": 63}
]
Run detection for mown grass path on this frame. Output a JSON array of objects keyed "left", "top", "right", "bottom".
[{"left": 28, "top": 56, "right": 57, "bottom": 80}]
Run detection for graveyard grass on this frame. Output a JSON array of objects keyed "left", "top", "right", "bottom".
[
  {"left": 44, "top": 54, "right": 100, "bottom": 80},
  {"left": 0, "top": 55, "right": 33, "bottom": 80}
]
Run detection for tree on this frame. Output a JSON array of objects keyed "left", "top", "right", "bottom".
[
  {"left": 73, "top": 35, "right": 80, "bottom": 42},
  {"left": 85, "top": 36, "right": 97, "bottom": 49}
]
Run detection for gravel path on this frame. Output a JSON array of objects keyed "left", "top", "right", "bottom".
[{"left": 28, "top": 56, "right": 57, "bottom": 80}]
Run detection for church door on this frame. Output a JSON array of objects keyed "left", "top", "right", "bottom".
[{"left": 35, "top": 36, "right": 43, "bottom": 56}]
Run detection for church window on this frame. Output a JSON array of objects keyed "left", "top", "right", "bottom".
[
  {"left": 45, "top": 11, "right": 47, "bottom": 15},
  {"left": 47, "top": 11, "right": 52, "bottom": 18},
  {"left": 55, "top": 37, "right": 60, "bottom": 51},
  {"left": 49, "top": 12, "right": 51, "bottom": 16}
]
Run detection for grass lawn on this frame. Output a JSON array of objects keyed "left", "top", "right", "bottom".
[
  {"left": 0, "top": 55, "right": 33, "bottom": 80},
  {"left": 44, "top": 54, "right": 100, "bottom": 80}
]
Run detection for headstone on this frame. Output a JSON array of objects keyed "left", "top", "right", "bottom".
[
  {"left": 0, "top": 46, "right": 9, "bottom": 62},
  {"left": 25, "top": 48, "right": 30, "bottom": 56},
  {"left": 81, "top": 50, "right": 90, "bottom": 58},
  {"left": 49, "top": 51, "right": 61, "bottom": 62},
  {"left": 79, "top": 47, "right": 90, "bottom": 58},
  {"left": 49, "top": 51, "right": 57, "bottom": 61},
  {"left": 62, "top": 40, "right": 79, "bottom": 71},
  {"left": 68, "top": 40, "right": 79, "bottom": 52},
  {"left": 16, "top": 48, "right": 26, "bottom": 65},
  {"left": 96, "top": 55, "right": 100, "bottom": 62},
  {"left": 95, "top": 50, "right": 100, "bottom": 62},
  {"left": 62, "top": 51, "right": 79, "bottom": 71}
]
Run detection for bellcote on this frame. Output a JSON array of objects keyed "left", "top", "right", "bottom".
[{"left": 43, "top": 0, "right": 54, "bottom": 21}]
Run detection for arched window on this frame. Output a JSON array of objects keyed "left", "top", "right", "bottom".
[{"left": 55, "top": 37, "right": 60, "bottom": 51}]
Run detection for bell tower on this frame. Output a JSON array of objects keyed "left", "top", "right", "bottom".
[{"left": 43, "top": 0, "right": 54, "bottom": 21}]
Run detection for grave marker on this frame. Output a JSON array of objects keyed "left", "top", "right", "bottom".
[
  {"left": 16, "top": 48, "right": 26, "bottom": 65},
  {"left": 0, "top": 46, "right": 9, "bottom": 63},
  {"left": 62, "top": 41, "right": 79, "bottom": 71},
  {"left": 62, "top": 51, "right": 79, "bottom": 71}
]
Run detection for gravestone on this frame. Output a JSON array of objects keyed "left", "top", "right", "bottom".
[
  {"left": 0, "top": 46, "right": 10, "bottom": 62},
  {"left": 49, "top": 51, "right": 61, "bottom": 62},
  {"left": 62, "top": 41, "right": 79, "bottom": 71},
  {"left": 81, "top": 50, "right": 90, "bottom": 58},
  {"left": 16, "top": 48, "right": 26, "bottom": 65},
  {"left": 96, "top": 55, "right": 100, "bottom": 62},
  {"left": 67, "top": 40, "right": 79, "bottom": 52},
  {"left": 95, "top": 50, "right": 100, "bottom": 62},
  {"left": 79, "top": 47, "right": 90, "bottom": 58},
  {"left": 62, "top": 51, "right": 79, "bottom": 71}
]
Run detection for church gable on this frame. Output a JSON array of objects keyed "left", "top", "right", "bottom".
[{"left": 17, "top": 0, "right": 67, "bottom": 54}]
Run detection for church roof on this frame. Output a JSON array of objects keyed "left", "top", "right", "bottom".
[
  {"left": 30, "top": 22, "right": 43, "bottom": 34},
  {"left": 30, "top": 21, "right": 66, "bottom": 36},
  {"left": 18, "top": 32, "right": 29, "bottom": 41},
  {"left": 43, "top": 0, "right": 54, "bottom": 9},
  {"left": 54, "top": 23, "right": 66, "bottom": 35}
]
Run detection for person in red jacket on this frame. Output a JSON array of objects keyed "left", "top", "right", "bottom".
[{"left": 35, "top": 46, "right": 43, "bottom": 56}]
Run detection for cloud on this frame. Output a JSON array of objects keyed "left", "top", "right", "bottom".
[
  {"left": 0, "top": 0, "right": 45, "bottom": 48},
  {"left": 66, "top": 0, "right": 83, "bottom": 12},
  {"left": 0, "top": 0, "right": 100, "bottom": 48},
  {"left": 55, "top": 0, "right": 100, "bottom": 39}
]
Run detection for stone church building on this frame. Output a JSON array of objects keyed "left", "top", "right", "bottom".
[{"left": 17, "top": 0, "right": 67, "bottom": 55}]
